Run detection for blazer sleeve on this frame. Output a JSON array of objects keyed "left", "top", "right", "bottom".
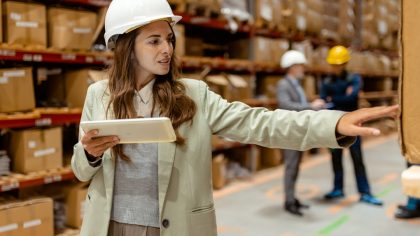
[
  {"left": 71, "top": 85, "right": 103, "bottom": 182},
  {"left": 277, "top": 80, "right": 312, "bottom": 111},
  {"left": 200, "top": 81, "right": 355, "bottom": 150}
]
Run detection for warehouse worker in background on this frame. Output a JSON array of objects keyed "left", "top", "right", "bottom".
[
  {"left": 320, "top": 46, "right": 383, "bottom": 206},
  {"left": 71, "top": 0, "right": 398, "bottom": 235},
  {"left": 277, "top": 50, "right": 326, "bottom": 216}
]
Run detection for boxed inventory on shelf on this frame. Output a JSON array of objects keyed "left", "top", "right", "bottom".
[
  {"left": 399, "top": 0, "right": 420, "bottom": 165},
  {"left": 9, "top": 127, "right": 63, "bottom": 174},
  {"left": 0, "top": 67, "right": 35, "bottom": 113},
  {"left": 0, "top": 197, "right": 54, "bottom": 236},
  {"left": 3, "top": 1, "right": 47, "bottom": 47},
  {"left": 48, "top": 7, "right": 98, "bottom": 50},
  {"left": 62, "top": 183, "right": 88, "bottom": 229},
  {"left": 205, "top": 74, "right": 252, "bottom": 102},
  {"left": 65, "top": 69, "right": 106, "bottom": 108}
]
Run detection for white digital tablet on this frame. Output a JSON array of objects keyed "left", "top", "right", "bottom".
[{"left": 80, "top": 117, "right": 176, "bottom": 144}]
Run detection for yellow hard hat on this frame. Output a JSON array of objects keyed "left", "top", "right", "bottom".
[{"left": 327, "top": 46, "right": 350, "bottom": 65}]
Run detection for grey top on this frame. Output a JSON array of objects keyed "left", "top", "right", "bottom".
[
  {"left": 110, "top": 79, "right": 160, "bottom": 227},
  {"left": 277, "top": 76, "right": 311, "bottom": 111}
]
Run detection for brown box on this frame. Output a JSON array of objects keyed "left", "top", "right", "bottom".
[
  {"left": 63, "top": 183, "right": 88, "bottom": 229},
  {"left": 260, "top": 147, "right": 282, "bottom": 167},
  {"left": 48, "top": 7, "right": 97, "bottom": 50},
  {"left": 174, "top": 24, "right": 185, "bottom": 56},
  {"left": 10, "top": 127, "right": 63, "bottom": 174},
  {"left": 212, "top": 154, "right": 226, "bottom": 189},
  {"left": 0, "top": 67, "right": 35, "bottom": 113},
  {"left": 205, "top": 74, "right": 252, "bottom": 102},
  {"left": 3, "top": 1, "right": 47, "bottom": 47},
  {"left": 65, "top": 69, "right": 106, "bottom": 108},
  {"left": 259, "top": 76, "right": 281, "bottom": 99},
  {"left": 0, "top": 198, "right": 54, "bottom": 236},
  {"left": 399, "top": 0, "right": 420, "bottom": 164}
]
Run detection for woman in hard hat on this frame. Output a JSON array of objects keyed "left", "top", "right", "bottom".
[
  {"left": 71, "top": 1, "right": 398, "bottom": 235},
  {"left": 320, "top": 46, "right": 383, "bottom": 206}
]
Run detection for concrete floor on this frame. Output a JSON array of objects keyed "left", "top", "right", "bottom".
[{"left": 214, "top": 134, "right": 420, "bottom": 236}]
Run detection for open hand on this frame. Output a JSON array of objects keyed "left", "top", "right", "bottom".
[
  {"left": 336, "top": 105, "right": 399, "bottom": 137},
  {"left": 81, "top": 130, "right": 120, "bottom": 158}
]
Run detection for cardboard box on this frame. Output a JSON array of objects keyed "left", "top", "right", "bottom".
[
  {"left": 48, "top": 7, "right": 97, "bottom": 50},
  {"left": 0, "top": 68, "right": 35, "bottom": 113},
  {"left": 63, "top": 183, "right": 88, "bottom": 229},
  {"left": 205, "top": 74, "right": 252, "bottom": 101},
  {"left": 260, "top": 147, "right": 282, "bottom": 167},
  {"left": 399, "top": 0, "right": 420, "bottom": 164},
  {"left": 10, "top": 127, "right": 63, "bottom": 174},
  {"left": 3, "top": 1, "right": 47, "bottom": 47},
  {"left": 212, "top": 154, "right": 226, "bottom": 189},
  {"left": 259, "top": 76, "right": 281, "bottom": 99},
  {"left": 0, "top": 198, "right": 53, "bottom": 236},
  {"left": 174, "top": 24, "right": 185, "bottom": 56},
  {"left": 65, "top": 69, "right": 106, "bottom": 108}
]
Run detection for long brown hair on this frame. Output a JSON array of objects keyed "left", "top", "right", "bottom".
[{"left": 107, "top": 23, "right": 196, "bottom": 161}]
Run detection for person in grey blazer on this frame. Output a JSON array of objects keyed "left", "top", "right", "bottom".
[{"left": 277, "top": 50, "right": 326, "bottom": 216}]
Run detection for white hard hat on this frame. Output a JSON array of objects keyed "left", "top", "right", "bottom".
[
  {"left": 280, "top": 50, "right": 307, "bottom": 69},
  {"left": 104, "top": 0, "right": 182, "bottom": 49}
]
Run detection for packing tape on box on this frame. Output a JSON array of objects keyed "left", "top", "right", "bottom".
[
  {"left": 0, "top": 78, "right": 8, "bottom": 84},
  {"left": 16, "top": 21, "right": 39, "bottom": 28},
  {"left": 73, "top": 27, "right": 93, "bottom": 34},
  {"left": 3, "top": 70, "right": 25, "bottom": 78},
  {"left": 23, "top": 219, "right": 42, "bottom": 229},
  {"left": 0, "top": 223, "right": 18, "bottom": 233},
  {"left": 34, "top": 148, "right": 56, "bottom": 158}
]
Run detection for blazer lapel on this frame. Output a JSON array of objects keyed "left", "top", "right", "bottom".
[{"left": 158, "top": 141, "right": 176, "bottom": 216}]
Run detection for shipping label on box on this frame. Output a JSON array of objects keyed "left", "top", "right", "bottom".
[{"left": 3, "top": 1, "right": 47, "bottom": 47}]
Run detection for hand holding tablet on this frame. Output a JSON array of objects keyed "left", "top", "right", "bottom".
[{"left": 80, "top": 117, "right": 176, "bottom": 144}]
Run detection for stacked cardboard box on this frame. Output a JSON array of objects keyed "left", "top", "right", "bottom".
[
  {"left": 0, "top": 67, "right": 35, "bottom": 113},
  {"left": 212, "top": 154, "right": 227, "bottom": 189},
  {"left": 61, "top": 183, "right": 88, "bottom": 229},
  {"left": 3, "top": 1, "right": 47, "bottom": 47},
  {"left": 48, "top": 7, "right": 98, "bottom": 50},
  {"left": 9, "top": 127, "right": 63, "bottom": 174},
  {"left": 0, "top": 197, "right": 54, "bottom": 236},
  {"left": 205, "top": 74, "right": 253, "bottom": 102}
]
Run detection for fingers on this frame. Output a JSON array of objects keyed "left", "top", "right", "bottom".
[
  {"left": 350, "top": 125, "right": 381, "bottom": 137},
  {"left": 81, "top": 129, "right": 120, "bottom": 157},
  {"left": 358, "top": 105, "right": 399, "bottom": 123}
]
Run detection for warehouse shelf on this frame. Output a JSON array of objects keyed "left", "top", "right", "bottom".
[
  {"left": 0, "top": 45, "right": 113, "bottom": 65},
  {"left": 242, "top": 98, "right": 278, "bottom": 108},
  {"left": 60, "top": 0, "right": 111, "bottom": 7},
  {"left": 0, "top": 167, "right": 75, "bottom": 193},
  {"left": 360, "top": 91, "right": 398, "bottom": 100},
  {"left": 181, "top": 56, "right": 253, "bottom": 72},
  {"left": 176, "top": 12, "right": 252, "bottom": 34},
  {"left": 212, "top": 141, "right": 249, "bottom": 152},
  {"left": 0, "top": 108, "right": 82, "bottom": 129}
]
